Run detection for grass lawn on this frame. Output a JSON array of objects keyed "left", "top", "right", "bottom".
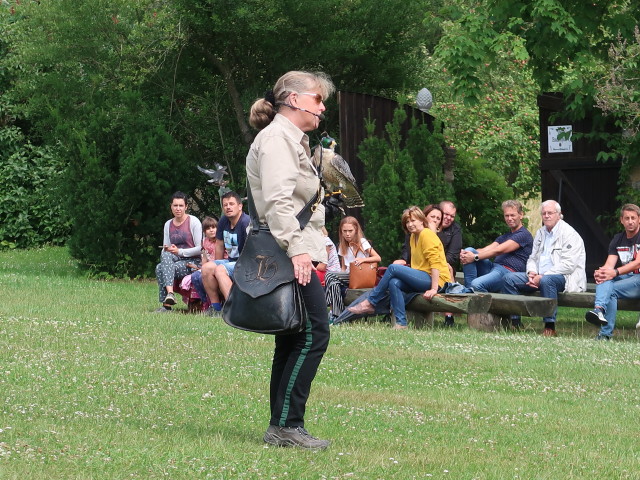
[{"left": 1, "top": 247, "right": 639, "bottom": 479}]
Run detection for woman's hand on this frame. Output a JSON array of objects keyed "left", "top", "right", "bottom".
[
  {"left": 166, "top": 244, "right": 179, "bottom": 255},
  {"left": 291, "top": 253, "right": 315, "bottom": 286},
  {"left": 422, "top": 288, "right": 438, "bottom": 301}
]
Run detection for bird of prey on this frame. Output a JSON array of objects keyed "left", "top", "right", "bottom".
[
  {"left": 313, "top": 135, "right": 365, "bottom": 209},
  {"left": 197, "top": 163, "right": 228, "bottom": 186}
]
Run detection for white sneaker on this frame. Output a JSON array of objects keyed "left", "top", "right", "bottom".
[{"left": 636, "top": 316, "right": 640, "bottom": 329}]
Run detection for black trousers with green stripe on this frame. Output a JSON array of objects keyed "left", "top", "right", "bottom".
[{"left": 270, "top": 274, "right": 330, "bottom": 427}]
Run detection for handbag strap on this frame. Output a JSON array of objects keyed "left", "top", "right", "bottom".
[
  {"left": 349, "top": 240, "right": 371, "bottom": 259},
  {"left": 245, "top": 180, "right": 322, "bottom": 234}
]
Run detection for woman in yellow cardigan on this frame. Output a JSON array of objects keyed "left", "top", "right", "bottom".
[{"left": 348, "top": 205, "right": 450, "bottom": 329}]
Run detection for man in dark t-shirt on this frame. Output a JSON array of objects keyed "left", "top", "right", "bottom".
[
  {"left": 585, "top": 203, "right": 640, "bottom": 339},
  {"left": 460, "top": 200, "right": 533, "bottom": 293},
  {"left": 199, "top": 191, "right": 250, "bottom": 314}
]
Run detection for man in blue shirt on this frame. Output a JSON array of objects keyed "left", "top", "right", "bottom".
[
  {"left": 503, "top": 200, "right": 586, "bottom": 336},
  {"left": 460, "top": 199, "right": 533, "bottom": 293},
  {"left": 197, "top": 191, "right": 250, "bottom": 314}
]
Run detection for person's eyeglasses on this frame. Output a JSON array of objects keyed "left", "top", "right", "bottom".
[{"left": 298, "top": 92, "right": 324, "bottom": 104}]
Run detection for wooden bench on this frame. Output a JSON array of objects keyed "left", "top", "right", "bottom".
[
  {"left": 345, "top": 283, "right": 640, "bottom": 331},
  {"left": 345, "top": 288, "right": 493, "bottom": 328}
]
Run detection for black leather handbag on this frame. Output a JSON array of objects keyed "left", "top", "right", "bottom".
[{"left": 222, "top": 183, "right": 321, "bottom": 335}]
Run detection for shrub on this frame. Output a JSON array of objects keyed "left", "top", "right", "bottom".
[
  {"left": 0, "top": 126, "right": 70, "bottom": 249},
  {"left": 64, "top": 100, "right": 191, "bottom": 278},
  {"left": 452, "top": 150, "right": 514, "bottom": 247},
  {"left": 359, "top": 105, "right": 513, "bottom": 263},
  {"left": 359, "top": 108, "right": 452, "bottom": 264}
]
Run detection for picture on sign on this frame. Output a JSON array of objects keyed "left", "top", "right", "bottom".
[{"left": 548, "top": 125, "right": 573, "bottom": 153}]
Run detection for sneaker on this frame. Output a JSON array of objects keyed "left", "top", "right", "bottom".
[
  {"left": 163, "top": 292, "right": 177, "bottom": 306},
  {"left": 154, "top": 306, "right": 172, "bottom": 313},
  {"left": 204, "top": 305, "right": 220, "bottom": 317},
  {"left": 392, "top": 324, "right": 408, "bottom": 330},
  {"left": 585, "top": 309, "right": 608, "bottom": 326},
  {"left": 444, "top": 315, "right": 455, "bottom": 327},
  {"left": 263, "top": 425, "right": 330, "bottom": 450},
  {"left": 595, "top": 334, "right": 611, "bottom": 341},
  {"left": 636, "top": 317, "right": 640, "bottom": 330}
]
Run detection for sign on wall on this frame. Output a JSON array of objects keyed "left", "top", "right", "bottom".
[{"left": 547, "top": 125, "right": 573, "bottom": 153}]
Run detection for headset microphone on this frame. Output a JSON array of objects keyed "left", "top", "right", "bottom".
[{"left": 282, "top": 103, "right": 325, "bottom": 121}]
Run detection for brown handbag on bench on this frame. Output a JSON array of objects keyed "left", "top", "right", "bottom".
[{"left": 348, "top": 243, "right": 378, "bottom": 289}]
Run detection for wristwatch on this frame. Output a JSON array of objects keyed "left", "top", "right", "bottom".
[{"left": 474, "top": 254, "right": 480, "bottom": 262}]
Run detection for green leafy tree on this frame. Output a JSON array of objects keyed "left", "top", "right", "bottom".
[
  {"left": 64, "top": 101, "right": 185, "bottom": 277},
  {"left": 0, "top": 127, "right": 69, "bottom": 249},
  {"left": 434, "top": 0, "right": 639, "bottom": 103},
  {"left": 2, "top": 0, "right": 448, "bottom": 276},
  {"left": 3, "top": 0, "right": 191, "bottom": 275},
  {"left": 359, "top": 108, "right": 451, "bottom": 264},
  {"left": 595, "top": 27, "right": 640, "bottom": 207},
  {"left": 0, "top": 12, "right": 69, "bottom": 249},
  {"left": 452, "top": 151, "right": 514, "bottom": 247},
  {"left": 424, "top": 51, "right": 540, "bottom": 198}
]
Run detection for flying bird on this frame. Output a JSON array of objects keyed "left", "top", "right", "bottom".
[
  {"left": 197, "top": 164, "right": 228, "bottom": 186},
  {"left": 313, "top": 135, "right": 364, "bottom": 209}
]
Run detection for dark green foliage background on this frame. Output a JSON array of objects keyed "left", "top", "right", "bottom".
[
  {"left": 0, "top": 127, "right": 70, "bottom": 249},
  {"left": 359, "top": 107, "right": 511, "bottom": 264}
]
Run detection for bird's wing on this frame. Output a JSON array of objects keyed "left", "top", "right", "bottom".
[
  {"left": 329, "top": 153, "right": 357, "bottom": 185},
  {"left": 197, "top": 165, "right": 216, "bottom": 176}
]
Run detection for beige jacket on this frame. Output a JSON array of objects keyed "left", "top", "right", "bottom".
[{"left": 246, "top": 114, "right": 327, "bottom": 262}]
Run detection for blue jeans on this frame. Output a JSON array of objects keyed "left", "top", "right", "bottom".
[
  {"left": 368, "top": 264, "right": 433, "bottom": 326},
  {"left": 594, "top": 273, "right": 640, "bottom": 337},
  {"left": 462, "top": 248, "right": 512, "bottom": 292},
  {"left": 502, "top": 272, "right": 566, "bottom": 323}
]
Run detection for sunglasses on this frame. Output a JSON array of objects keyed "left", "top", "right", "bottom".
[{"left": 298, "top": 92, "right": 324, "bottom": 104}]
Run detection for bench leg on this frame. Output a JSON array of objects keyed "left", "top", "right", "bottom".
[
  {"left": 406, "top": 310, "right": 434, "bottom": 329},
  {"left": 467, "top": 312, "right": 503, "bottom": 331}
]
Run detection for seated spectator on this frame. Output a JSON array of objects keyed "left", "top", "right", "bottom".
[
  {"left": 314, "top": 227, "right": 341, "bottom": 286},
  {"left": 460, "top": 199, "right": 533, "bottom": 293},
  {"left": 325, "top": 216, "right": 381, "bottom": 323},
  {"left": 348, "top": 206, "right": 451, "bottom": 329},
  {"left": 198, "top": 191, "right": 250, "bottom": 316},
  {"left": 188, "top": 216, "right": 222, "bottom": 306},
  {"left": 503, "top": 200, "right": 586, "bottom": 336},
  {"left": 585, "top": 204, "right": 640, "bottom": 340},
  {"left": 155, "top": 191, "right": 202, "bottom": 313},
  {"left": 398, "top": 201, "right": 462, "bottom": 326}
]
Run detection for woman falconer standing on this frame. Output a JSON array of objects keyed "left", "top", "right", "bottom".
[{"left": 246, "top": 71, "right": 335, "bottom": 450}]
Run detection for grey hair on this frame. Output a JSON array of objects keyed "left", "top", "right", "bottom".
[
  {"left": 540, "top": 200, "right": 561, "bottom": 213},
  {"left": 540, "top": 200, "right": 563, "bottom": 219}
]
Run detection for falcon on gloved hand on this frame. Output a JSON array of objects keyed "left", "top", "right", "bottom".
[{"left": 313, "top": 134, "right": 364, "bottom": 209}]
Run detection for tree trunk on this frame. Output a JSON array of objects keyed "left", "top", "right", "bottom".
[{"left": 199, "top": 48, "right": 254, "bottom": 147}]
